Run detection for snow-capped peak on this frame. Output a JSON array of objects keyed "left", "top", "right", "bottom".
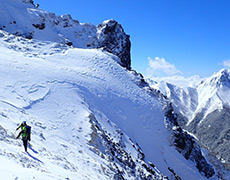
[
  {"left": 197, "top": 69, "right": 230, "bottom": 109},
  {"left": 200, "top": 69, "right": 230, "bottom": 89}
]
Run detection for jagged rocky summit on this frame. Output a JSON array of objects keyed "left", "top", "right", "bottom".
[{"left": 0, "top": 0, "right": 131, "bottom": 69}]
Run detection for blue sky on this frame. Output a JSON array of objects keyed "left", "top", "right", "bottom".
[{"left": 35, "top": 0, "right": 230, "bottom": 77}]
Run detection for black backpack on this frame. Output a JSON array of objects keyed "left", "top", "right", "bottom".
[{"left": 26, "top": 125, "right": 31, "bottom": 140}]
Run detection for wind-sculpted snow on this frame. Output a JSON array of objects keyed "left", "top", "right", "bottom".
[
  {"left": 0, "top": 30, "right": 70, "bottom": 58},
  {"left": 0, "top": 31, "right": 213, "bottom": 179}
]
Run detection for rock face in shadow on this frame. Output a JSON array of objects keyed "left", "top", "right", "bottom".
[
  {"left": 164, "top": 103, "right": 215, "bottom": 178},
  {"left": 97, "top": 20, "right": 131, "bottom": 70},
  {"left": 22, "top": 0, "right": 35, "bottom": 5},
  {"left": 187, "top": 106, "right": 230, "bottom": 169},
  {"left": 88, "top": 114, "right": 167, "bottom": 180}
]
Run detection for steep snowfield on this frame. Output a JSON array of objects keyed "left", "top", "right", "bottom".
[{"left": 0, "top": 30, "right": 211, "bottom": 179}]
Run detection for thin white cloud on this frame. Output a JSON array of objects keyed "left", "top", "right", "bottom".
[
  {"left": 223, "top": 59, "right": 230, "bottom": 68},
  {"left": 146, "top": 57, "right": 182, "bottom": 77},
  {"left": 148, "top": 75, "right": 205, "bottom": 88}
]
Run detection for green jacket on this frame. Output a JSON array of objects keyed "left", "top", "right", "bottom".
[
  {"left": 16, "top": 123, "right": 27, "bottom": 130},
  {"left": 16, "top": 125, "right": 30, "bottom": 140},
  {"left": 21, "top": 126, "right": 28, "bottom": 139}
]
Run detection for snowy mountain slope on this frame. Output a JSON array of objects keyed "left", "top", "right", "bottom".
[
  {"left": 0, "top": 30, "right": 216, "bottom": 179},
  {"left": 149, "top": 80, "right": 198, "bottom": 126},
  {"left": 0, "top": 0, "right": 221, "bottom": 179},
  {"left": 0, "top": 31, "right": 160, "bottom": 180},
  {"left": 186, "top": 69, "right": 230, "bottom": 170},
  {"left": 193, "top": 69, "right": 230, "bottom": 123},
  {"left": 148, "top": 70, "right": 230, "bottom": 177},
  {"left": 0, "top": 0, "right": 131, "bottom": 69}
]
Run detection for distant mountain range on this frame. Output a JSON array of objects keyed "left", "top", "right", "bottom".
[{"left": 148, "top": 69, "right": 230, "bottom": 176}]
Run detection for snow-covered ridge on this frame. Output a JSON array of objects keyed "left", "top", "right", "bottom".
[
  {"left": 0, "top": 32, "right": 163, "bottom": 179},
  {"left": 197, "top": 69, "right": 230, "bottom": 108},
  {"left": 0, "top": 0, "right": 131, "bottom": 69},
  {"left": 0, "top": 28, "right": 216, "bottom": 179}
]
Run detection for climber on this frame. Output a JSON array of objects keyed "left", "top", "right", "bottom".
[{"left": 16, "top": 121, "right": 31, "bottom": 152}]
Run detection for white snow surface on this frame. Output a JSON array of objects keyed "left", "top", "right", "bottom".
[{"left": 0, "top": 30, "right": 210, "bottom": 180}]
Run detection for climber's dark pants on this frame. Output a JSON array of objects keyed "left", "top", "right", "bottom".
[{"left": 23, "top": 139, "right": 28, "bottom": 152}]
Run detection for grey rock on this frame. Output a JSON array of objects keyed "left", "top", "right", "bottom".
[
  {"left": 187, "top": 106, "right": 230, "bottom": 169},
  {"left": 97, "top": 20, "right": 131, "bottom": 70}
]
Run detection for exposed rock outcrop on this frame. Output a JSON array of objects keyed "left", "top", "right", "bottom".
[
  {"left": 164, "top": 103, "right": 215, "bottom": 178},
  {"left": 22, "top": 0, "right": 35, "bottom": 5},
  {"left": 97, "top": 20, "right": 131, "bottom": 70},
  {"left": 88, "top": 114, "right": 167, "bottom": 180},
  {"left": 187, "top": 106, "right": 230, "bottom": 169}
]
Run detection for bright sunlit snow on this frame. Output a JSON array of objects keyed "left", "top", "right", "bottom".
[{"left": 0, "top": 30, "right": 210, "bottom": 180}]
